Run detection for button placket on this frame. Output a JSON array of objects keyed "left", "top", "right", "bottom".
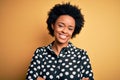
[{"left": 54, "top": 48, "right": 65, "bottom": 79}]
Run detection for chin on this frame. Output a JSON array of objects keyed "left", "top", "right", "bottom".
[{"left": 57, "top": 39, "right": 69, "bottom": 44}]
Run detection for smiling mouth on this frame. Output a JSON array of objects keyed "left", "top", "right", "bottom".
[{"left": 59, "top": 34, "right": 67, "bottom": 39}]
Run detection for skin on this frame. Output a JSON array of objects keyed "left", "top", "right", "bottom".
[
  {"left": 51, "top": 15, "right": 75, "bottom": 55},
  {"left": 37, "top": 77, "right": 89, "bottom": 80},
  {"left": 37, "top": 15, "right": 89, "bottom": 80}
]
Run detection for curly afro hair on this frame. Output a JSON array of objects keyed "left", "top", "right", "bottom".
[{"left": 46, "top": 2, "right": 85, "bottom": 38}]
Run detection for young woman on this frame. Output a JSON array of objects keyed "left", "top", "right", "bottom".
[{"left": 26, "top": 3, "right": 94, "bottom": 80}]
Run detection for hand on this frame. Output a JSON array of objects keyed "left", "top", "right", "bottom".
[
  {"left": 82, "top": 77, "right": 89, "bottom": 80},
  {"left": 37, "top": 77, "right": 45, "bottom": 80},
  {"left": 37, "top": 77, "right": 89, "bottom": 80}
]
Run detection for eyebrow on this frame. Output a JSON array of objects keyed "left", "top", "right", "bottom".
[{"left": 57, "top": 22, "right": 75, "bottom": 27}]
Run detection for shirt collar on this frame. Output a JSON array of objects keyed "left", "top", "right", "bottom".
[{"left": 46, "top": 41, "right": 75, "bottom": 52}]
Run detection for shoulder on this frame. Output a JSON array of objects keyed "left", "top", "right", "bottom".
[
  {"left": 69, "top": 42, "right": 87, "bottom": 55},
  {"left": 33, "top": 46, "right": 47, "bottom": 57},
  {"left": 72, "top": 46, "right": 87, "bottom": 54},
  {"left": 35, "top": 46, "right": 46, "bottom": 53},
  {"left": 73, "top": 46, "right": 89, "bottom": 59},
  {"left": 31, "top": 46, "right": 47, "bottom": 60}
]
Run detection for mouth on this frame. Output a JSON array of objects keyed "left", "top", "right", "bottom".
[{"left": 59, "top": 34, "right": 67, "bottom": 39}]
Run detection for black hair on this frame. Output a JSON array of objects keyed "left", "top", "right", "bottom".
[{"left": 46, "top": 2, "right": 84, "bottom": 38}]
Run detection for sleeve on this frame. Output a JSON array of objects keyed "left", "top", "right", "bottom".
[
  {"left": 26, "top": 48, "right": 42, "bottom": 80},
  {"left": 80, "top": 50, "right": 94, "bottom": 80}
]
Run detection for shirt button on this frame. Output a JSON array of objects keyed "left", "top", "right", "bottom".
[{"left": 54, "top": 71, "right": 57, "bottom": 74}]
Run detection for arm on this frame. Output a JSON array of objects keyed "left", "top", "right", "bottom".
[
  {"left": 26, "top": 49, "right": 41, "bottom": 80},
  {"left": 80, "top": 50, "right": 94, "bottom": 80}
]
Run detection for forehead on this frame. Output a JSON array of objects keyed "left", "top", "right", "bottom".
[{"left": 55, "top": 15, "right": 75, "bottom": 26}]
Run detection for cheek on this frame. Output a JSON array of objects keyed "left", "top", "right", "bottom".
[
  {"left": 53, "top": 28, "right": 60, "bottom": 36},
  {"left": 54, "top": 27, "right": 62, "bottom": 33},
  {"left": 68, "top": 31, "right": 74, "bottom": 37}
]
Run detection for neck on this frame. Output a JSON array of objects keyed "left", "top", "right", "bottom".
[{"left": 52, "top": 41, "right": 68, "bottom": 56}]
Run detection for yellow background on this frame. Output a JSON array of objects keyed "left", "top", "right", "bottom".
[{"left": 0, "top": 0, "right": 120, "bottom": 80}]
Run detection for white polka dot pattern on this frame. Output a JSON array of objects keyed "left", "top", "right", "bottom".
[{"left": 26, "top": 42, "right": 94, "bottom": 80}]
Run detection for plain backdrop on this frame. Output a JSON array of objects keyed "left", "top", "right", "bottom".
[{"left": 0, "top": 0, "right": 120, "bottom": 80}]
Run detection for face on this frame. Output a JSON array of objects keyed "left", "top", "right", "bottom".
[{"left": 52, "top": 15, "right": 75, "bottom": 44}]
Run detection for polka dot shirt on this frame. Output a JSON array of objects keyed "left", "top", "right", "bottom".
[{"left": 26, "top": 42, "right": 94, "bottom": 80}]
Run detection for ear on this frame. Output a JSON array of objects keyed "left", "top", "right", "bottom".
[{"left": 51, "top": 24, "right": 54, "bottom": 30}]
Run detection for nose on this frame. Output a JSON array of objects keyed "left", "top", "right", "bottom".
[{"left": 62, "top": 27, "right": 68, "bottom": 33}]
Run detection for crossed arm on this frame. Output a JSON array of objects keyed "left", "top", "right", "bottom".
[{"left": 37, "top": 77, "right": 89, "bottom": 80}]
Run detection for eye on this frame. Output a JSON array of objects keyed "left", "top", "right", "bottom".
[
  {"left": 58, "top": 24, "right": 64, "bottom": 27},
  {"left": 68, "top": 27, "right": 74, "bottom": 31},
  {"left": 58, "top": 23, "right": 64, "bottom": 28}
]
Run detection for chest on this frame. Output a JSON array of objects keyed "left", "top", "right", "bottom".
[{"left": 40, "top": 52, "right": 82, "bottom": 80}]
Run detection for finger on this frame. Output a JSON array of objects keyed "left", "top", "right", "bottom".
[
  {"left": 37, "top": 77, "right": 45, "bottom": 80},
  {"left": 82, "top": 77, "right": 89, "bottom": 80}
]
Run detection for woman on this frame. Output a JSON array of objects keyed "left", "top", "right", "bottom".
[{"left": 26, "top": 2, "right": 94, "bottom": 80}]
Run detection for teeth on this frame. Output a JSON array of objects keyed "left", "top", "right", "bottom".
[{"left": 59, "top": 34, "right": 66, "bottom": 39}]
